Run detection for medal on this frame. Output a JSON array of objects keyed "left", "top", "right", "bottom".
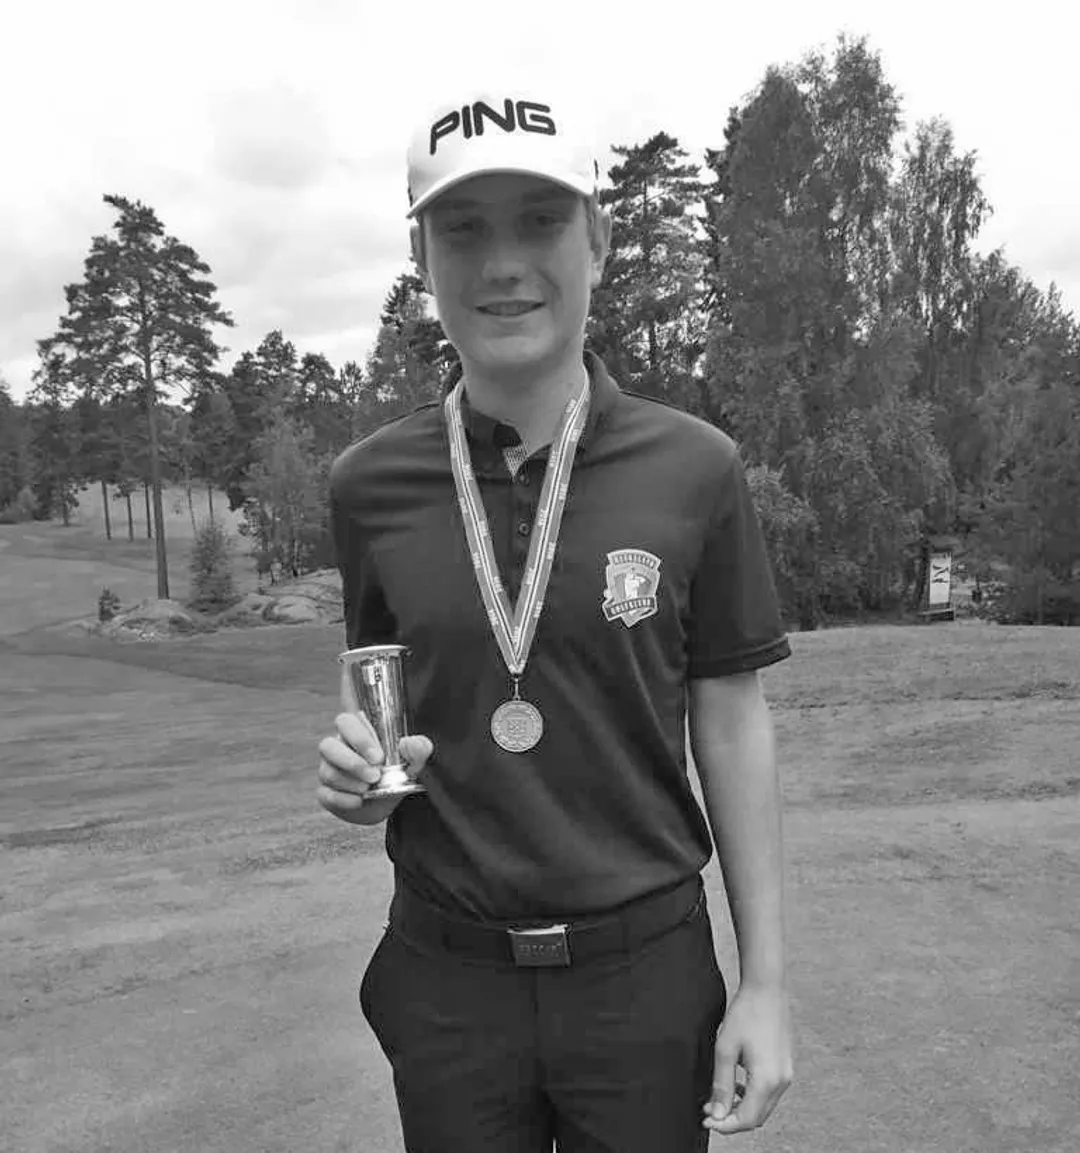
[
  {"left": 491, "top": 698, "right": 544, "bottom": 752},
  {"left": 445, "top": 374, "right": 590, "bottom": 752}
]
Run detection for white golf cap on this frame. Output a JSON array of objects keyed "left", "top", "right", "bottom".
[{"left": 405, "top": 92, "right": 599, "bottom": 218}]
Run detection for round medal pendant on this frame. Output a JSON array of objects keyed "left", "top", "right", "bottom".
[{"left": 491, "top": 699, "right": 544, "bottom": 752}]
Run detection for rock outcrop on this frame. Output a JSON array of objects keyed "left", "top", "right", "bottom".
[
  {"left": 83, "top": 569, "right": 344, "bottom": 641},
  {"left": 97, "top": 598, "right": 200, "bottom": 641}
]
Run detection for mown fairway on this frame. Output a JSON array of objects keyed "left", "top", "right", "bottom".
[{"left": 1, "top": 520, "right": 1078, "bottom": 1152}]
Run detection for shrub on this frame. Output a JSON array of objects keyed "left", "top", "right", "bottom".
[
  {"left": 189, "top": 519, "right": 236, "bottom": 613},
  {"left": 98, "top": 587, "right": 121, "bottom": 622},
  {"left": 241, "top": 418, "right": 334, "bottom": 580},
  {"left": 0, "top": 486, "right": 38, "bottom": 524},
  {"left": 982, "top": 570, "right": 1080, "bottom": 626},
  {"left": 744, "top": 463, "right": 820, "bottom": 629}
]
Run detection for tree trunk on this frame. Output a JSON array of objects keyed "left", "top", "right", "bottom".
[
  {"left": 912, "top": 540, "right": 929, "bottom": 610},
  {"left": 1034, "top": 568, "right": 1043, "bottom": 625},
  {"left": 207, "top": 483, "right": 214, "bottom": 522},
  {"left": 186, "top": 480, "right": 196, "bottom": 535},
  {"left": 101, "top": 479, "right": 112, "bottom": 540},
  {"left": 144, "top": 482, "right": 153, "bottom": 538},
  {"left": 143, "top": 372, "right": 170, "bottom": 600},
  {"left": 796, "top": 580, "right": 819, "bottom": 631},
  {"left": 125, "top": 492, "right": 134, "bottom": 541}
]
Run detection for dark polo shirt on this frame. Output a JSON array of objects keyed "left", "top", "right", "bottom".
[{"left": 329, "top": 353, "right": 790, "bottom": 920}]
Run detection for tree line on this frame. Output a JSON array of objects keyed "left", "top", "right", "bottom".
[{"left": 1, "top": 35, "right": 1077, "bottom": 624}]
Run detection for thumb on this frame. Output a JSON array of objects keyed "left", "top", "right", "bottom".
[
  {"left": 399, "top": 735, "right": 434, "bottom": 779},
  {"left": 706, "top": 1040, "right": 737, "bottom": 1121},
  {"left": 340, "top": 655, "right": 364, "bottom": 715}
]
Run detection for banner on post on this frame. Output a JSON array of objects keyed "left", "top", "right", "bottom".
[{"left": 928, "top": 553, "right": 952, "bottom": 607}]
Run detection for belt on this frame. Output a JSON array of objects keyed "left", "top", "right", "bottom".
[{"left": 389, "top": 875, "right": 703, "bottom": 968}]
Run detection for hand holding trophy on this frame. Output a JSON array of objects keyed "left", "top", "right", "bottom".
[{"left": 317, "top": 645, "right": 431, "bottom": 825}]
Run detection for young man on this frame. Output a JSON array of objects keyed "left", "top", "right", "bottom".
[{"left": 317, "top": 91, "right": 793, "bottom": 1152}]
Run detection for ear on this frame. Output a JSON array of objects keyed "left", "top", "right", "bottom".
[
  {"left": 410, "top": 222, "right": 433, "bottom": 293},
  {"left": 588, "top": 207, "right": 613, "bottom": 290}
]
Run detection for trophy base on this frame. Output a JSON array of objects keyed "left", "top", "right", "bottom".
[{"left": 365, "top": 768, "right": 426, "bottom": 801}]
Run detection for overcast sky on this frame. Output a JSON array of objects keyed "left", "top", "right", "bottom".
[{"left": 2, "top": 0, "right": 1077, "bottom": 401}]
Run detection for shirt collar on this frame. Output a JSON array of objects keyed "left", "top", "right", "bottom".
[{"left": 452, "top": 351, "right": 619, "bottom": 453}]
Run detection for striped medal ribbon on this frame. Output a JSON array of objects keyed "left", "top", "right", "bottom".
[{"left": 445, "top": 377, "right": 590, "bottom": 752}]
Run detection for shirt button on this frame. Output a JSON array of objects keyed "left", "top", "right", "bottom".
[
  {"left": 517, "top": 521, "right": 531, "bottom": 537},
  {"left": 516, "top": 470, "right": 530, "bottom": 486}
]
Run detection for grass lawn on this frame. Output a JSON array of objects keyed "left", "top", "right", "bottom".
[{"left": 1, "top": 518, "right": 1078, "bottom": 1152}]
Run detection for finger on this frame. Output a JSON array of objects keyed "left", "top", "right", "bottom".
[
  {"left": 318, "top": 736, "right": 382, "bottom": 782},
  {"left": 749, "top": 1083, "right": 786, "bottom": 1129},
  {"left": 703, "top": 1085, "right": 746, "bottom": 1127},
  {"left": 318, "top": 753, "right": 380, "bottom": 794},
  {"left": 316, "top": 783, "right": 366, "bottom": 818},
  {"left": 706, "top": 1079, "right": 771, "bottom": 1134},
  {"left": 399, "top": 734, "right": 434, "bottom": 779},
  {"left": 335, "top": 712, "right": 384, "bottom": 764}
]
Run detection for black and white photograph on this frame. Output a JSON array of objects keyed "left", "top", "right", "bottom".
[{"left": 1, "top": 3, "right": 1077, "bottom": 1151}]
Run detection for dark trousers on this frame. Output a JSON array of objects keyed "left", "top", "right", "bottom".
[{"left": 359, "top": 885, "right": 727, "bottom": 1153}]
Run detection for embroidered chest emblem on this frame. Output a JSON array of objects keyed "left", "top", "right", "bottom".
[{"left": 601, "top": 549, "right": 663, "bottom": 628}]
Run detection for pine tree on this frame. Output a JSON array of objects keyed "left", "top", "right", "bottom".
[
  {"left": 25, "top": 349, "right": 83, "bottom": 524},
  {"left": 38, "top": 194, "right": 234, "bottom": 597},
  {"left": 188, "top": 374, "right": 236, "bottom": 521},
  {"left": 295, "top": 352, "right": 358, "bottom": 458},
  {"left": 0, "top": 376, "right": 29, "bottom": 513},
  {"left": 218, "top": 331, "right": 302, "bottom": 508},
  {"left": 71, "top": 393, "right": 120, "bottom": 539},
  {"left": 106, "top": 390, "right": 151, "bottom": 540},
  {"left": 590, "top": 133, "right": 706, "bottom": 405},
  {"left": 337, "top": 360, "right": 375, "bottom": 443},
  {"left": 365, "top": 273, "right": 452, "bottom": 423}
]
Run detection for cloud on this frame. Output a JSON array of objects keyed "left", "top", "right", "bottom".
[
  {"left": 0, "top": 132, "right": 417, "bottom": 395},
  {"left": 0, "top": 244, "right": 95, "bottom": 387},
  {"left": 977, "top": 209, "right": 1080, "bottom": 317},
  {"left": 186, "top": 163, "right": 415, "bottom": 371},
  {"left": 206, "top": 186, "right": 407, "bottom": 289},
  {"left": 209, "top": 82, "right": 335, "bottom": 191},
  {"left": 3, "top": 0, "right": 1078, "bottom": 399}
]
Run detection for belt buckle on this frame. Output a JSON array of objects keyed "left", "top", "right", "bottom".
[{"left": 507, "top": 923, "right": 571, "bottom": 967}]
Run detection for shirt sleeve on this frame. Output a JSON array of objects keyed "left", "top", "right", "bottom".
[
  {"left": 330, "top": 474, "right": 398, "bottom": 650},
  {"left": 687, "top": 450, "right": 791, "bottom": 678}
]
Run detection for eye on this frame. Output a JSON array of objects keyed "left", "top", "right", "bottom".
[{"left": 432, "top": 215, "right": 481, "bottom": 238}]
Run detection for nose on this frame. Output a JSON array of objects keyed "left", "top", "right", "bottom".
[{"left": 478, "top": 224, "right": 529, "bottom": 286}]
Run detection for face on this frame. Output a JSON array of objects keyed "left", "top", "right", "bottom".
[{"left": 412, "top": 173, "right": 610, "bottom": 382}]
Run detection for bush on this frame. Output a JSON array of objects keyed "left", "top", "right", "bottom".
[
  {"left": 189, "top": 519, "right": 236, "bottom": 613},
  {"left": 241, "top": 418, "right": 334, "bottom": 581},
  {"left": 0, "top": 486, "right": 38, "bottom": 524},
  {"left": 744, "top": 464, "right": 820, "bottom": 629},
  {"left": 98, "top": 587, "right": 121, "bottom": 622},
  {"left": 982, "top": 571, "right": 1080, "bottom": 626}
]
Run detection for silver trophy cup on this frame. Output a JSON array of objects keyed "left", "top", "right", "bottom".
[{"left": 339, "top": 644, "right": 426, "bottom": 800}]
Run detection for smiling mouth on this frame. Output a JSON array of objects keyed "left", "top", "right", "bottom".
[{"left": 477, "top": 302, "right": 543, "bottom": 317}]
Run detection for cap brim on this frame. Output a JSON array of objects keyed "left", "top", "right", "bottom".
[{"left": 406, "top": 166, "right": 596, "bottom": 219}]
